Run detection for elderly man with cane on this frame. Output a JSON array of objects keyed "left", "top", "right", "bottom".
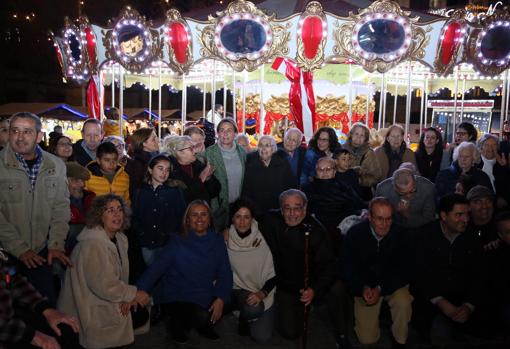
[{"left": 260, "top": 189, "right": 343, "bottom": 348}]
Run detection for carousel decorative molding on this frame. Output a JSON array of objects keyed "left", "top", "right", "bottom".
[
  {"left": 433, "top": 10, "right": 468, "bottom": 76},
  {"left": 466, "top": 10, "right": 510, "bottom": 76},
  {"left": 295, "top": 1, "right": 327, "bottom": 72},
  {"left": 197, "top": 0, "right": 291, "bottom": 72},
  {"left": 332, "top": 0, "right": 430, "bottom": 73},
  {"left": 61, "top": 17, "right": 90, "bottom": 81},
  {"left": 78, "top": 16, "right": 99, "bottom": 75},
  {"left": 49, "top": 31, "right": 69, "bottom": 81},
  {"left": 103, "top": 6, "right": 162, "bottom": 73},
  {"left": 164, "top": 9, "right": 193, "bottom": 74}
]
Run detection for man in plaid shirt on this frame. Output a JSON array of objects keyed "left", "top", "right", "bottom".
[
  {"left": 0, "top": 112, "right": 70, "bottom": 305},
  {"left": 0, "top": 249, "right": 79, "bottom": 349}
]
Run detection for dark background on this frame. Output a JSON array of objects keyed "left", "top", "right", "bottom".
[{"left": 0, "top": 0, "right": 501, "bottom": 116}]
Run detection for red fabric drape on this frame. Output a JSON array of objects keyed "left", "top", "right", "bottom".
[{"left": 86, "top": 76, "right": 101, "bottom": 120}]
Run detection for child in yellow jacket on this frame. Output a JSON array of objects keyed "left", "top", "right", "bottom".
[{"left": 85, "top": 141, "right": 130, "bottom": 206}]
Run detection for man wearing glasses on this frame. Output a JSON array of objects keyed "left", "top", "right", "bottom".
[
  {"left": 0, "top": 112, "right": 70, "bottom": 306},
  {"left": 260, "top": 189, "right": 338, "bottom": 347},
  {"left": 342, "top": 197, "right": 413, "bottom": 349},
  {"left": 375, "top": 166, "right": 436, "bottom": 229}
]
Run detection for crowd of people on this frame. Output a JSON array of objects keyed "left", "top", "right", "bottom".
[{"left": 0, "top": 110, "right": 510, "bottom": 349}]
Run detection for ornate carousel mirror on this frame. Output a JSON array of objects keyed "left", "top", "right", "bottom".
[{"left": 103, "top": 7, "right": 162, "bottom": 72}]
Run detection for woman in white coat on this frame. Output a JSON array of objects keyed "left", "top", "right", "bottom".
[{"left": 58, "top": 194, "right": 150, "bottom": 349}]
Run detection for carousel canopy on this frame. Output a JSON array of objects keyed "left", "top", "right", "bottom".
[{"left": 0, "top": 103, "right": 87, "bottom": 121}]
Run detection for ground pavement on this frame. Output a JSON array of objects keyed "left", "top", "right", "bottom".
[{"left": 130, "top": 306, "right": 507, "bottom": 349}]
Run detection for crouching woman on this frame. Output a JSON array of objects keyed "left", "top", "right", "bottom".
[{"left": 137, "top": 200, "right": 233, "bottom": 344}]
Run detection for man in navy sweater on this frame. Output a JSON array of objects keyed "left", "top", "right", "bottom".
[{"left": 342, "top": 197, "right": 413, "bottom": 349}]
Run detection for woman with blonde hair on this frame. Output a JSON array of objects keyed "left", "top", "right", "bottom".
[
  {"left": 137, "top": 200, "right": 232, "bottom": 343},
  {"left": 162, "top": 135, "right": 220, "bottom": 204},
  {"left": 342, "top": 123, "right": 381, "bottom": 199}
]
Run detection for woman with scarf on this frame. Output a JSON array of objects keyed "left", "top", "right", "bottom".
[
  {"left": 342, "top": 123, "right": 381, "bottom": 199},
  {"left": 374, "top": 124, "right": 416, "bottom": 182},
  {"left": 226, "top": 199, "right": 276, "bottom": 343}
]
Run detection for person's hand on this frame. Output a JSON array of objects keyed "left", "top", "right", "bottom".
[
  {"left": 199, "top": 163, "right": 215, "bottom": 183},
  {"left": 396, "top": 200, "right": 410, "bottom": 217},
  {"left": 370, "top": 287, "right": 381, "bottom": 305},
  {"left": 300, "top": 288, "right": 315, "bottom": 306},
  {"left": 483, "top": 239, "right": 500, "bottom": 251},
  {"left": 437, "top": 299, "right": 458, "bottom": 318},
  {"left": 42, "top": 309, "right": 79, "bottom": 336},
  {"left": 48, "top": 249, "right": 72, "bottom": 267},
  {"left": 209, "top": 298, "right": 224, "bottom": 324},
  {"left": 31, "top": 330, "right": 60, "bottom": 349},
  {"left": 134, "top": 290, "right": 150, "bottom": 307},
  {"left": 19, "top": 250, "right": 46, "bottom": 269},
  {"left": 352, "top": 166, "right": 362, "bottom": 174},
  {"left": 452, "top": 304, "right": 472, "bottom": 323},
  {"left": 246, "top": 291, "right": 265, "bottom": 306},
  {"left": 120, "top": 302, "right": 134, "bottom": 316},
  {"left": 362, "top": 287, "right": 380, "bottom": 305},
  {"left": 496, "top": 152, "right": 508, "bottom": 167}
]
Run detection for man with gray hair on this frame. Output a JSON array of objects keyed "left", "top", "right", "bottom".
[
  {"left": 260, "top": 189, "right": 347, "bottom": 347},
  {"left": 375, "top": 166, "right": 436, "bottom": 229},
  {"left": 0, "top": 112, "right": 70, "bottom": 306},
  {"left": 277, "top": 127, "right": 306, "bottom": 182}
]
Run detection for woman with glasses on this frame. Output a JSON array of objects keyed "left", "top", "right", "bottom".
[
  {"left": 162, "top": 135, "right": 220, "bottom": 205},
  {"left": 48, "top": 134, "right": 74, "bottom": 162},
  {"left": 58, "top": 194, "right": 150, "bottom": 348},
  {"left": 104, "top": 135, "right": 128, "bottom": 166},
  {"left": 343, "top": 123, "right": 381, "bottom": 199}
]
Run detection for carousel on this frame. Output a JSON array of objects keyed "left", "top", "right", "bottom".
[{"left": 50, "top": 0, "right": 510, "bottom": 144}]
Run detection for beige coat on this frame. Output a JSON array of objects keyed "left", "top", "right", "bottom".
[
  {"left": 58, "top": 227, "right": 137, "bottom": 349},
  {"left": 343, "top": 142, "right": 381, "bottom": 187},
  {"left": 374, "top": 145, "right": 417, "bottom": 182},
  {"left": 0, "top": 145, "right": 70, "bottom": 257}
]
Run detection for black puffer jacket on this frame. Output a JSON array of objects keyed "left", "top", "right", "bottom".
[
  {"left": 242, "top": 149, "right": 297, "bottom": 214},
  {"left": 169, "top": 156, "right": 220, "bottom": 205}
]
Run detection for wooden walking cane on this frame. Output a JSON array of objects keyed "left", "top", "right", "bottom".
[{"left": 302, "top": 229, "right": 310, "bottom": 349}]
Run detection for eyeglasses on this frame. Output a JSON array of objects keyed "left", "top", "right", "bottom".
[
  {"left": 57, "top": 142, "right": 73, "bottom": 147},
  {"left": 178, "top": 146, "right": 193, "bottom": 152},
  {"left": 104, "top": 206, "right": 123, "bottom": 215},
  {"left": 9, "top": 128, "right": 36, "bottom": 136},
  {"left": 317, "top": 167, "right": 335, "bottom": 172},
  {"left": 0, "top": 128, "right": 7, "bottom": 133}
]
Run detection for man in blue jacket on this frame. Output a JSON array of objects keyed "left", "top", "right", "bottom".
[{"left": 342, "top": 197, "right": 413, "bottom": 348}]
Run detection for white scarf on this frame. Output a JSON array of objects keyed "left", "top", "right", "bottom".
[{"left": 227, "top": 220, "right": 276, "bottom": 309}]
